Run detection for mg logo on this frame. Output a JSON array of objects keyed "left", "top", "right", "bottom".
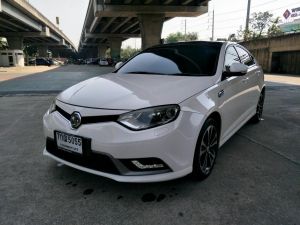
[{"left": 70, "top": 112, "right": 82, "bottom": 129}]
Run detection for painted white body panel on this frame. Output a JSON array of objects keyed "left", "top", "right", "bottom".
[
  {"left": 43, "top": 42, "right": 265, "bottom": 182},
  {"left": 56, "top": 74, "right": 218, "bottom": 110}
]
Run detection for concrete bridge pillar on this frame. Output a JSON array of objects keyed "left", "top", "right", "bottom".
[
  {"left": 85, "top": 48, "right": 97, "bottom": 59},
  {"left": 98, "top": 44, "right": 107, "bottom": 59},
  {"left": 138, "top": 14, "right": 164, "bottom": 50},
  {"left": 38, "top": 46, "right": 49, "bottom": 57},
  {"left": 51, "top": 49, "right": 60, "bottom": 58},
  {"left": 109, "top": 38, "right": 122, "bottom": 61},
  {"left": 7, "top": 36, "right": 24, "bottom": 50}
]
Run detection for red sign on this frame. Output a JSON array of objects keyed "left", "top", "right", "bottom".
[{"left": 283, "top": 9, "right": 291, "bottom": 19}]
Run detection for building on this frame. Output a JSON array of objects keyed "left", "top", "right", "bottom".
[
  {"left": 0, "top": 50, "right": 24, "bottom": 67},
  {"left": 241, "top": 33, "right": 300, "bottom": 75}
]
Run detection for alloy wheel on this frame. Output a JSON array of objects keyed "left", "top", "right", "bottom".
[
  {"left": 199, "top": 125, "right": 218, "bottom": 175},
  {"left": 256, "top": 92, "right": 265, "bottom": 120}
]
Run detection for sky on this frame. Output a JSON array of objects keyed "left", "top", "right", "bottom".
[{"left": 28, "top": 0, "right": 300, "bottom": 49}]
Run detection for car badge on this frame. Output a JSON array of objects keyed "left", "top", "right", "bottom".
[{"left": 70, "top": 112, "right": 82, "bottom": 129}]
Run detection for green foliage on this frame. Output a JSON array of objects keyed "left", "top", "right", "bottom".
[
  {"left": 227, "top": 33, "right": 238, "bottom": 42},
  {"left": 267, "top": 17, "right": 283, "bottom": 37},
  {"left": 23, "top": 45, "right": 38, "bottom": 57},
  {"left": 237, "top": 11, "right": 283, "bottom": 41},
  {"left": 121, "top": 46, "right": 140, "bottom": 59},
  {"left": 165, "top": 32, "right": 198, "bottom": 43},
  {"left": 0, "top": 37, "right": 8, "bottom": 50},
  {"left": 250, "top": 12, "right": 274, "bottom": 37}
]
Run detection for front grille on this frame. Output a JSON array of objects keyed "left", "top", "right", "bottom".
[
  {"left": 55, "top": 105, "right": 120, "bottom": 124},
  {"left": 46, "top": 138, "right": 120, "bottom": 175}
]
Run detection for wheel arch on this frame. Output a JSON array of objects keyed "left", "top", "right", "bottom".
[{"left": 207, "top": 111, "right": 222, "bottom": 137}]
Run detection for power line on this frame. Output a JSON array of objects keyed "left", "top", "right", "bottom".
[
  {"left": 163, "top": 0, "right": 300, "bottom": 38},
  {"left": 212, "top": 0, "right": 297, "bottom": 16}
]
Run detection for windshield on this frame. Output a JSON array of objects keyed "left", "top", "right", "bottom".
[{"left": 117, "top": 42, "right": 222, "bottom": 76}]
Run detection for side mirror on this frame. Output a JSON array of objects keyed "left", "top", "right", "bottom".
[
  {"left": 115, "top": 61, "right": 123, "bottom": 70},
  {"left": 229, "top": 63, "right": 248, "bottom": 75}
]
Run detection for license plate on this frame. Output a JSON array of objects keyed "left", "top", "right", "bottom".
[{"left": 55, "top": 132, "right": 83, "bottom": 154}]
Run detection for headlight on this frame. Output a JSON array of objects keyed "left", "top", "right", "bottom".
[
  {"left": 47, "top": 101, "right": 56, "bottom": 114},
  {"left": 118, "top": 105, "right": 180, "bottom": 131}
]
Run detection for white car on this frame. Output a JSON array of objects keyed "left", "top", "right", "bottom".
[
  {"left": 99, "top": 59, "right": 109, "bottom": 66},
  {"left": 43, "top": 41, "right": 265, "bottom": 183}
]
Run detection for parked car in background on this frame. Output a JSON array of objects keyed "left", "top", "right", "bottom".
[
  {"left": 29, "top": 58, "right": 51, "bottom": 66},
  {"left": 74, "top": 59, "right": 85, "bottom": 65},
  {"left": 48, "top": 59, "right": 59, "bottom": 66},
  {"left": 106, "top": 58, "right": 113, "bottom": 66},
  {"left": 99, "top": 59, "right": 109, "bottom": 66},
  {"left": 86, "top": 58, "right": 99, "bottom": 65},
  {"left": 43, "top": 41, "right": 265, "bottom": 183}
]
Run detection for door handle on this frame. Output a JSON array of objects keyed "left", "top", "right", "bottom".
[
  {"left": 218, "top": 90, "right": 224, "bottom": 98},
  {"left": 242, "top": 77, "right": 249, "bottom": 83}
]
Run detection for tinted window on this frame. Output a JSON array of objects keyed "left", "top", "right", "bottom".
[
  {"left": 224, "top": 46, "right": 240, "bottom": 72},
  {"left": 235, "top": 46, "right": 255, "bottom": 66},
  {"left": 117, "top": 43, "right": 221, "bottom": 76}
]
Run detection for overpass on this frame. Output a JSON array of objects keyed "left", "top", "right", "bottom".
[
  {"left": 79, "top": 0, "right": 209, "bottom": 59},
  {"left": 0, "top": 0, "right": 76, "bottom": 57}
]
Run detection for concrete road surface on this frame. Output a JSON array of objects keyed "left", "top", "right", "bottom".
[
  {"left": 0, "top": 65, "right": 299, "bottom": 225},
  {"left": 0, "top": 65, "right": 114, "bottom": 95}
]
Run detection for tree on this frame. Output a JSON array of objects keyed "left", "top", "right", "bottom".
[
  {"left": 0, "top": 37, "right": 8, "bottom": 50},
  {"left": 165, "top": 32, "right": 198, "bottom": 43},
  {"left": 250, "top": 12, "right": 274, "bottom": 38},
  {"left": 227, "top": 33, "right": 238, "bottom": 42},
  {"left": 237, "top": 11, "right": 282, "bottom": 41},
  {"left": 121, "top": 46, "right": 140, "bottom": 59},
  {"left": 23, "top": 45, "right": 38, "bottom": 57},
  {"left": 267, "top": 17, "right": 283, "bottom": 37},
  {"left": 186, "top": 32, "right": 198, "bottom": 41}
]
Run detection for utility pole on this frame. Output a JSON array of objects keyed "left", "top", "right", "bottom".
[
  {"left": 245, "top": 0, "right": 251, "bottom": 32},
  {"left": 211, "top": 10, "right": 215, "bottom": 41},
  {"left": 184, "top": 19, "right": 187, "bottom": 41}
]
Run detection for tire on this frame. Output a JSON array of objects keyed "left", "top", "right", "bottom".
[
  {"left": 251, "top": 90, "right": 265, "bottom": 123},
  {"left": 192, "top": 118, "right": 219, "bottom": 181}
]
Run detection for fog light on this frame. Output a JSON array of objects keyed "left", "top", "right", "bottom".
[
  {"left": 131, "top": 160, "right": 164, "bottom": 169},
  {"left": 120, "top": 157, "right": 171, "bottom": 172}
]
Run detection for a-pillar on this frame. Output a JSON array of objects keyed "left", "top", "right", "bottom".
[
  {"left": 108, "top": 38, "right": 122, "bottom": 61},
  {"left": 38, "top": 46, "right": 49, "bottom": 57},
  {"left": 98, "top": 44, "right": 107, "bottom": 59},
  {"left": 138, "top": 14, "right": 164, "bottom": 50},
  {"left": 7, "top": 36, "right": 24, "bottom": 50}
]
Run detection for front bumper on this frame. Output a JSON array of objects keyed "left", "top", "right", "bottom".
[
  {"left": 44, "top": 148, "right": 192, "bottom": 183},
  {"left": 43, "top": 101, "right": 205, "bottom": 182}
]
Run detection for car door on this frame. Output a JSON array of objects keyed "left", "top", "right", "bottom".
[
  {"left": 235, "top": 45, "right": 261, "bottom": 117},
  {"left": 217, "top": 45, "right": 250, "bottom": 144}
]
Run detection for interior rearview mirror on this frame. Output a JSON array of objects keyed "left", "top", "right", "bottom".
[{"left": 115, "top": 61, "right": 123, "bottom": 70}]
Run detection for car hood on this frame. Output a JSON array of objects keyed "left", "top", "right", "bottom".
[{"left": 57, "top": 73, "right": 217, "bottom": 110}]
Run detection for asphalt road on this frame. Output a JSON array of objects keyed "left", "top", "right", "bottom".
[
  {"left": 0, "top": 65, "right": 299, "bottom": 225},
  {"left": 0, "top": 65, "right": 114, "bottom": 95}
]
